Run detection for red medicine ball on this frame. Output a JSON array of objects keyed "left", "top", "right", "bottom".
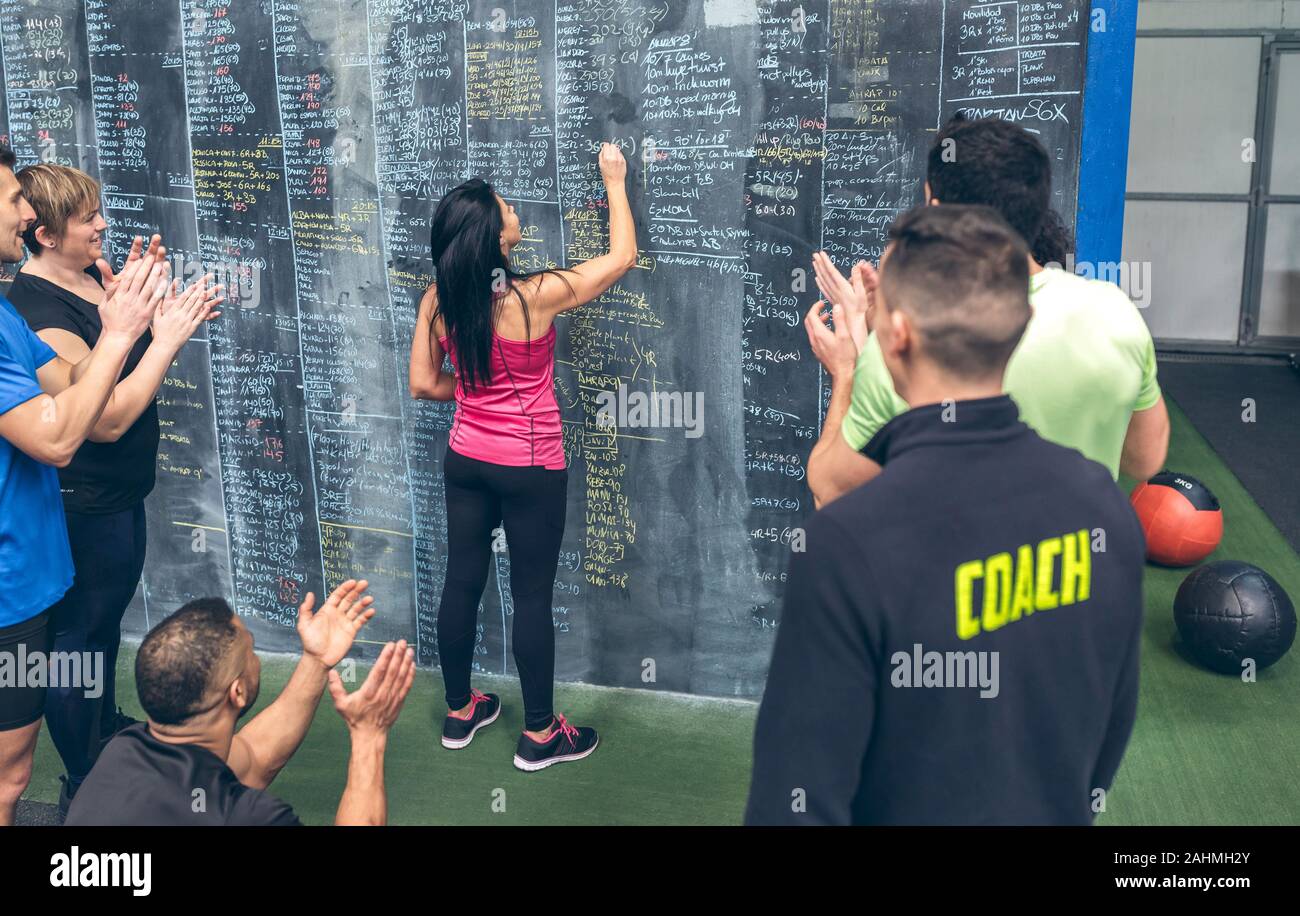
[{"left": 1130, "top": 471, "right": 1223, "bottom": 566}]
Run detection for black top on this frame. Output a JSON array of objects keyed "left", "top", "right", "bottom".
[
  {"left": 65, "top": 723, "right": 302, "bottom": 826},
  {"left": 8, "top": 267, "right": 158, "bottom": 514},
  {"left": 746, "top": 396, "right": 1146, "bottom": 825}
]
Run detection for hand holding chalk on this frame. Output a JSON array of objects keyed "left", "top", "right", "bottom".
[{"left": 598, "top": 141, "right": 627, "bottom": 183}]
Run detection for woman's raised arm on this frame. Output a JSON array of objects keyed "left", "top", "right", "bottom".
[{"left": 535, "top": 142, "right": 637, "bottom": 315}]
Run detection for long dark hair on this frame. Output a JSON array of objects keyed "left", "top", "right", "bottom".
[{"left": 429, "top": 178, "right": 576, "bottom": 392}]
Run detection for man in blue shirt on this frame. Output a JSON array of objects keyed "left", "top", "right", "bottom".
[{"left": 0, "top": 145, "right": 165, "bottom": 825}]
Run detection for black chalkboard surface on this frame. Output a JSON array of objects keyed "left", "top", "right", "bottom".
[{"left": 0, "top": 0, "right": 1088, "bottom": 698}]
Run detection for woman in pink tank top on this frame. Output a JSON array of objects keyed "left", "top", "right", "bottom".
[{"left": 410, "top": 144, "right": 636, "bottom": 771}]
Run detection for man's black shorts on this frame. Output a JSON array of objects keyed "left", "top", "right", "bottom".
[{"left": 0, "top": 610, "right": 51, "bottom": 731}]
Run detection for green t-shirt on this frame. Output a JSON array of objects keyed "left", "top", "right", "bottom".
[{"left": 842, "top": 267, "right": 1161, "bottom": 478}]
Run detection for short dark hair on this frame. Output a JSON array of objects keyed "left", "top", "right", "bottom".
[
  {"left": 0, "top": 145, "right": 14, "bottom": 170},
  {"left": 926, "top": 115, "right": 1051, "bottom": 247},
  {"left": 881, "top": 204, "right": 1031, "bottom": 380},
  {"left": 135, "top": 598, "right": 241, "bottom": 725}
]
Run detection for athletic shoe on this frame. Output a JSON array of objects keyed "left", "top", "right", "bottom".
[
  {"left": 441, "top": 690, "right": 500, "bottom": 749},
  {"left": 57, "top": 774, "right": 76, "bottom": 820},
  {"left": 513, "top": 714, "right": 599, "bottom": 771},
  {"left": 98, "top": 708, "right": 140, "bottom": 751}
]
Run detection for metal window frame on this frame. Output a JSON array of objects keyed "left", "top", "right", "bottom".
[
  {"left": 1245, "top": 40, "right": 1300, "bottom": 348},
  {"left": 1129, "top": 28, "right": 1300, "bottom": 356}
]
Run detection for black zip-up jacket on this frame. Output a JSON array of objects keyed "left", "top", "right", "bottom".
[{"left": 746, "top": 396, "right": 1146, "bottom": 825}]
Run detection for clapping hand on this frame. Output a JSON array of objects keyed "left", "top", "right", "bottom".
[
  {"left": 812, "top": 251, "right": 878, "bottom": 347},
  {"left": 297, "top": 579, "right": 376, "bottom": 669},
  {"left": 96, "top": 244, "right": 171, "bottom": 342},
  {"left": 804, "top": 298, "right": 860, "bottom": 380},
  {"left": 151, "top": 273, "right": 225, "bottom": 350},
  {"left": 98, "top": 234, "right": 164, "bottom": 302},
  {"left": 327, "top": 640, "right": 416, "bottom": 740}
]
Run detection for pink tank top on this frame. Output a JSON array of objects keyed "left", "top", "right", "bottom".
[{"left": 439, "top": 325, "right": 566, "bottom": 469}]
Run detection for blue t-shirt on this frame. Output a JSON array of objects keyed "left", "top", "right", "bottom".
[{"left": 0, "top": 294, "right": 73, "bottom": 627}]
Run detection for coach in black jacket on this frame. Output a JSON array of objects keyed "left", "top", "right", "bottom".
[{"left": 746, "top": 205, "right": 1146, "bottom": 825}]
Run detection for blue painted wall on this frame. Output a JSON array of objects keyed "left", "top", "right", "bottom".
[{"left": 1076, "top": 0, "right": 1139, "bottom": 265}]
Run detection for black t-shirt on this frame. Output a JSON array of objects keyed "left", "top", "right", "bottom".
[
  {"left": 8, "top": 268, "right": 159, "bottom": 514},
  {"left": 746, "top": 396, "right": 1146, "bottom": 825},
  {"left": 65, "top": 724, "right": 302, "bottom": 826}
]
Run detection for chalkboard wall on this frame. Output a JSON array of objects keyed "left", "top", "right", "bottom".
[{"left": 0, "top": 0, "right": 1089, "bottom": 698}]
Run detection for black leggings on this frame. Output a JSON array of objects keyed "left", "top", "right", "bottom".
[
  {"left": 45, "top": 505, "right": 147, "bottom": 784},
  {"left": 437, "top": 448, "right": 567, "bottom": 731}
]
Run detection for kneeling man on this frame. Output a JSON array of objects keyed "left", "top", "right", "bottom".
[{"left": 66, "top": 580, "right": 413, "bottom": 826}]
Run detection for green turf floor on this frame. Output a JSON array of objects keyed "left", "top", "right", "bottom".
[
  {"left": 1105, "top": 398, "right": 1300, "bottom": 826},
  {"left": 22, "top": 397, "right": 1300, "bottom": 825}
]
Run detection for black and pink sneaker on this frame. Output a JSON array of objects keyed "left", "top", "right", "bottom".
[
  {"left": 441, "top": 690, "right": 501, "bottom": 749},
  {"left": 512, "top": 714, "right": 599, "bottom": 771}
]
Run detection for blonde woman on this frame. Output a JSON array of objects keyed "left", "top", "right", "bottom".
[{"left": 9, "top": 163, "right": 221, "bottom": 815}]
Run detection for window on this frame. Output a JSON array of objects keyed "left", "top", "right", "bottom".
[{"left": 1122, "top": 30, "right": 1300, "bottom": 349}]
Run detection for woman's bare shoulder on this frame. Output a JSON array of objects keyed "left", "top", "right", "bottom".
[{"left": 515, "top": 270, "right": 573, "bottom": 315}]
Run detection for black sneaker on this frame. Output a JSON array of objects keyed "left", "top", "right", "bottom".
[
  {"left": 441, "top": 690, "right": 500, "bottom": 749},
  {"left": 98, "top": 708, "right": 140, "bottom": 752},
  {"left": 513, "top": 714, "right": 599, "bottom": 771},
  {"left": 57, "top": 774, "right": 77, "bottom": 820}
]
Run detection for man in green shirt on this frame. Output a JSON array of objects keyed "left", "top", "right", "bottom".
[{"left": 805, "top": 117, "right": 1169, "bottom": 507}]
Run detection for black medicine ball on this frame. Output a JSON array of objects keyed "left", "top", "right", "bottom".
[{"left": 1173, "top": 561, "right": 1297, "bottom": 674}]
